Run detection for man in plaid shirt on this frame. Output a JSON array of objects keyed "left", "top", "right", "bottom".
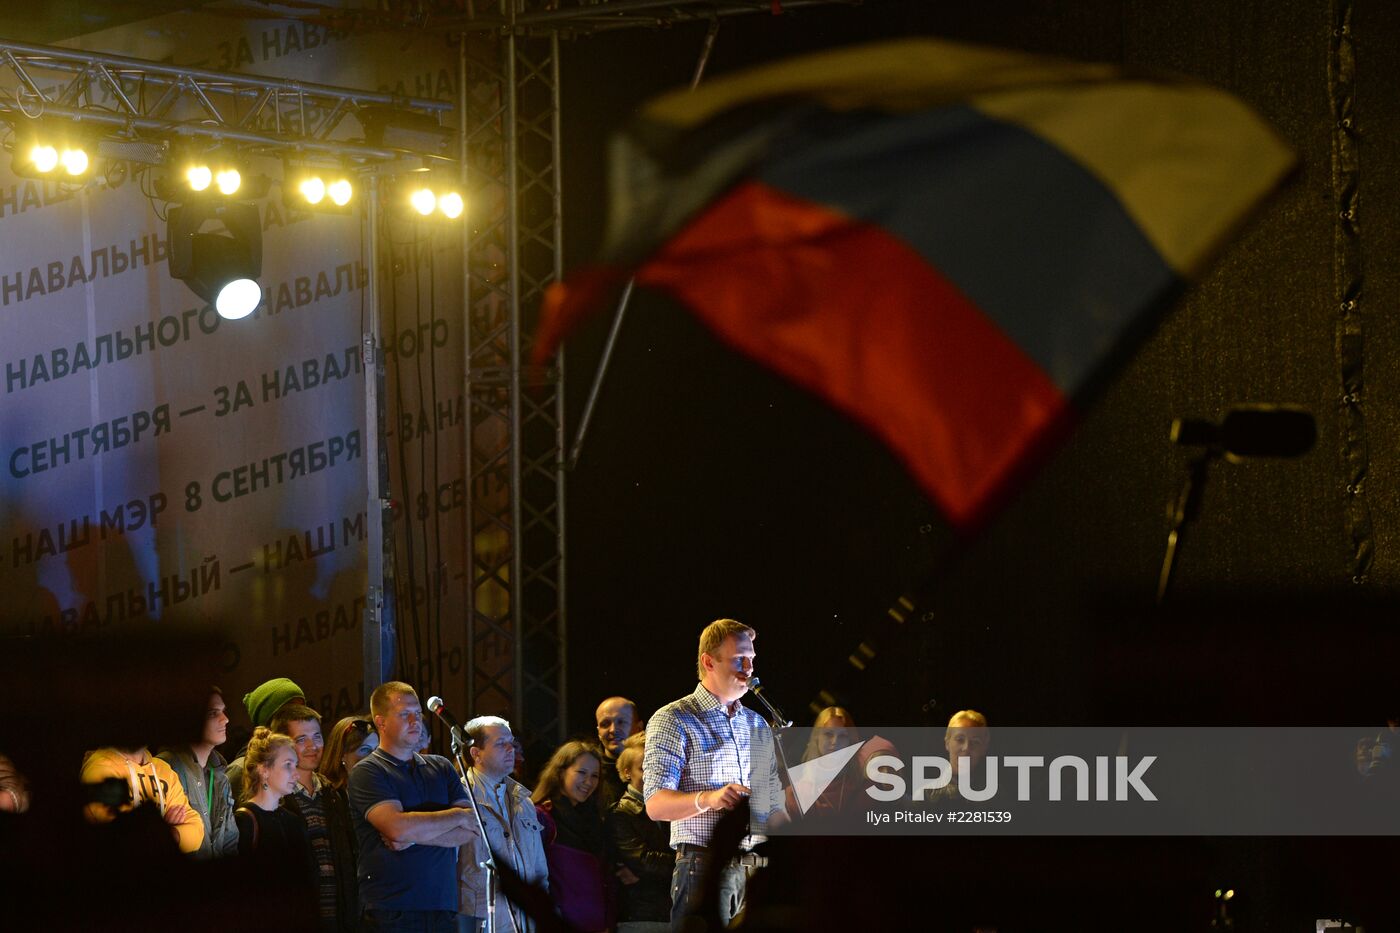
[{"left": 643, "top": 618, "right": 789, "bottom": 929}]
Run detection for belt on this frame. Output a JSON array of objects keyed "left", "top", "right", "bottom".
[{"left": 676, "top": 843, "right": 768, "bottom": 868}]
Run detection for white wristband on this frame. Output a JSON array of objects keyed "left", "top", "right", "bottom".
[{"left": 695, "top": 791, "right": 709, "bottom": 813}]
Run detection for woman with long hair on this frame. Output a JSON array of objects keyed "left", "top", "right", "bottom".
[
  {"left": 235, "top": 726, "right": 316, "bottom": 874},
  {"left": 532, "top": 741, "right": 615, "bottom": 933},
  {"left": 319, "top": 715, "right": 378, "bottom": 793},
  {"left": 788, "top": 706, "right": 898, "bottom": 818}
]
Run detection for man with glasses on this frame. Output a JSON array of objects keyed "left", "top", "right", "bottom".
[
  {"left": 457, "top": 715, "right": 549, "bottom": 933},
  {"left": 350, "top": 681, "right": 478, "bottom": 933}
]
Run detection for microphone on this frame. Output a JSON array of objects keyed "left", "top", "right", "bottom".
[
  {"left": 1171, "top": 405, "right": 1316, "bottom": 460},
  {"left": 425, "top": 696, "right": 472, "bottom": 748},
  {"left": 746, "top": 676, "right": 792, "bottom": 728}
]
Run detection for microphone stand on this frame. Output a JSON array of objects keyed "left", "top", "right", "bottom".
[
  {"left": 1157, "top": 451, "right": 1214, "bottom": 605},
  {"left": 747, "top": 678, "right": 795, "bottom": 825},
  {"left": 449, "top": 730, "right": 507, "bottom": 933}
]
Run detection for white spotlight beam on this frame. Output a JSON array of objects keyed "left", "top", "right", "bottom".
[{"left": 0, "top": 39, "right": 454, "bottom": 163}]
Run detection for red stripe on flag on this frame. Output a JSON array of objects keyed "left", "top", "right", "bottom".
[
  {"left": 536, "top": 264, "right": 629, "bottom": 365},
  {"left": 634, "top": 180, "right": 1071, "bottom": 529}
]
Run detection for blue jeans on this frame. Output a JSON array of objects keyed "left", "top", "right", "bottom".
[{"left": 670, "top": 848, "right": 752, "bottom": 930}]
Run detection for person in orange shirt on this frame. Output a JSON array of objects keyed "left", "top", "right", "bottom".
[{"left": 81, "top": 745, "right": 205, "bottom": 853}]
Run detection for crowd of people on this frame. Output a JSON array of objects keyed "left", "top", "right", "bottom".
[
  {"left": 0, "top": 619, "right": 788, "bottom": 931},
  {"left": 0, "top": 617, "right": 992, "bottom": 932}
]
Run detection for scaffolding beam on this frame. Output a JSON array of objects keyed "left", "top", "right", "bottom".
[
  {"left": 461, "top": 16, "right": 567, "bottom": 751},
  {"left": 0, "top": 38, "right": 452, "bottom": 160}
]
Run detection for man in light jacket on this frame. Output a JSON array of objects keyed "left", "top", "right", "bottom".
[
  {"left": 458, "top": 715, "right": 549, "bottom": 933},
  {"left": 157, "top": 686, "right": 238, "bottom": 858}
]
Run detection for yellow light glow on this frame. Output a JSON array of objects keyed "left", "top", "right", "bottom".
[
  {"left": 1224, "top": 890, "right": 1234, "bottom": 901},
  {"left": 186, "top": 165, "right": 213, "bottom": 191},
  {"left": 328, "top": 179, "right": 353, "bottom": 207},
  {"left": 216, "top": 168, "right": 241, "bottom": 196},
  {"left": 410, "top": 188, "right": 436, "bottom": 216},
  {"left": 299, "top": 177, "right": 326, "bottom": 205},
  {"left": 438, "top": 191, "right": 464, "bottom": 220},
  {"left": 60, "top": 148, "right": 89, "bottom": 176},
  {"left": 30, "top": 145, "right": 59, "bottom": 173}
]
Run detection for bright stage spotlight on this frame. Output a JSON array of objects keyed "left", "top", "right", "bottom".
[
  {"left": 30, "top": 144, "right": 59, "bottom": 173},
  {"left": 299, "top": 176, "right": 326, "bottom": 205},
  {"left": 438, "top": 191, "right": 464, "bottom": 219},
  {"left": 186, "top": 165, "right": 212, "bottom": 192},
  {"left": 410, "top": 187, "right": 436, "bottom": 216},
  {"left": 167, "top": 200, "right": 263, "bottom": 321},
  {"left": 60, "top": 148, "right": 89, "bottom": 176},
  {"left": 401, "top": 180, "right": 463, "bottom": 221},
  {"left": 284, "top": 164, "right": 354, "bottom": 213},
  {"left": 327, "top": 178, "right": 353, "bottom": 207},
  {"left": 159, "top": 152, "right": 264, "bottom": 201},
  {"left": 11, "top": 128, "right": 95, "bottom": 180},
  {"left": 215, "top": 168, "right": 241, "bottom": 196}
]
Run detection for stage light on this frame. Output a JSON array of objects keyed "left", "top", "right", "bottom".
[
  {"left": 158, "top": 152, "right": 265, "bottom": 201},
  {"left": 299, "top": 176, "right": 326, "bottom": 205},
  {"left": 216, "top": 168, "right": 241, "bottom": 195},
  {"left": 60, "top": 148, "right": 89, "bottom": 176},
  {"left": 438, "top": 191, "right": 464, "bottom": 219},
  {"left": 284, "top": 164, "right": 354, "bottom": 213},
  {"left": 327, "top": 178, "right": 353, "bottom": 207},
  {"left": 30, "top": 145, "right": 58, "bottom": 173},
  {"left": 167, "top": 200, "right": 263, "bottom": 321},
  {"left": 359, "top": 106, "right": 454, "bottom": 158},
  {"left": 410, "top": 187, "right": 436, "bottom": 216},
  {"left": 186, "top": 165, "right": 212, "bottom": 191},
  {"left": 216, "top": 277, "right": 262, "bottom": 320},
  {"left": 12, "top": 129, "right": 95, "bottom": 180}
]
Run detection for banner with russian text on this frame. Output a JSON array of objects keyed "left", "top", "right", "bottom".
[{"left": 0, "top": 5, "right": 471, "bottom": 747}]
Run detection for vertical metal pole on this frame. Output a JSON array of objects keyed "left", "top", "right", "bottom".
[
  {"left": 459, "top": 29, "right": 476, "bottom": 717},
  {"left": 505, "top": 23, "right": 526, "bottom": 733},
  {"left": 550, "top": 30, "right": 569, "bottom": 741},
  {"left": 363, "top": 173, "right": 387, "bottom": 692}
]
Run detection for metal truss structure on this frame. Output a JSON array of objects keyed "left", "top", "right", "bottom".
[
  {"left": 0, "top": 39, "right": 453, "bottom": 160},
  {"left": 459, "top": 26, "right": 567, "bottom": 751},
  {"left": 449, "top": 0, "right": 866, "bottom": 34},
  {"left": 213, "top": 0, "right": 867, "bottom": 37},
  {"left": 452, "top": 0, "right": 857, "bottom": 748}
]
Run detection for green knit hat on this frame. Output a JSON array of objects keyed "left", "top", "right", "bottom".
[{"left": 243, "top": 677, "right": 305, "bottom": 727}]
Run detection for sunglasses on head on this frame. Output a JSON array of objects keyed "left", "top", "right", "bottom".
[{"left": 352, "top": 718, "right": 375, "bottom": 733}]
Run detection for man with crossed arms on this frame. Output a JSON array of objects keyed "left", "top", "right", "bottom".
[
  {"left": 349, "top": 681, "right": 478, "bottom": 933},
  {"left": 644, "top": 618, "right": 788, "bottom": 930}
]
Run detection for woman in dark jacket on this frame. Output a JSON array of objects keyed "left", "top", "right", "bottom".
[
  {"left": 235, "top": 728, "right": 316, "bottom": 871},
  {"left": 532, "top": 741, "right": 616, "bottom": 933}
]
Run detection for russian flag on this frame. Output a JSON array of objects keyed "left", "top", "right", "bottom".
[{"left": 537, "top": 39, "right": 1294, "bottom": 530}]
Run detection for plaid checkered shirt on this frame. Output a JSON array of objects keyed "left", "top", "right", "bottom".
[{"left": 643, "top": 682, "right": 783, "bottom": 850}]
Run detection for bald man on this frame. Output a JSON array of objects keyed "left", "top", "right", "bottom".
[{"left": 596, "top": 696, "right": 642, "bottom": 804}]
